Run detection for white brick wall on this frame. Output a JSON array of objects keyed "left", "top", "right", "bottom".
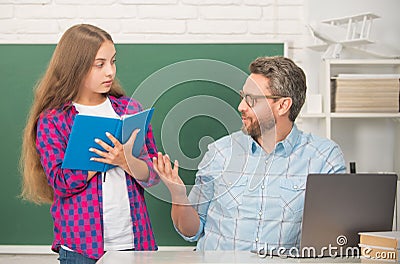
[
  {"left": 0, "top": 5, "right": 13, "bottom": 19},
  {"left": 0, "top": 0, "right": 308, "bottom": 62},
  {"left": 138, "top": 5, "right": 197, "bottom": 20},
  {"left": 15, "top": 5, "right": 77, "bottom": 19},
  {"left": 199, "top": 6, "right": 262, "bottom": 20}
]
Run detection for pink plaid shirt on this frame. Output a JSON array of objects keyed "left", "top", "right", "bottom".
[{"left": 36, "top": 95, "right": 159, "bottom": 260}]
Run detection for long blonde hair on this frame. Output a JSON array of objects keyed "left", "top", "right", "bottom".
[{"left": 21, "top": 24, "right": 125, "bottom": 204}]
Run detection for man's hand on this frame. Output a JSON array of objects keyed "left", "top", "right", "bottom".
[
  {"left": 152, "top": 152, "right": 187, "bottom": 202},
  {"left": 153, "top": 152, "right": 200, "bottom": 236}
]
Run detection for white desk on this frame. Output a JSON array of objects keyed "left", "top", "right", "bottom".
[{"left": 97, "top": 251, "right": 376, "bottom": 263}]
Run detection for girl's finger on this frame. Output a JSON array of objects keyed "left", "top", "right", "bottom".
[
  {"left": 124, "top": 129, "right": 140, "bottom": 157},
  {"left": 126, "top": 129, "right": 140, "bottom": 148},
  {"left": 129, "top": 129, "right": 140, "bottom": 143},
  {"left": 90, "top": 157, "right": 113, "bottom": 165},
  {"left": 89, "top": 147, "right": 107, "bottom": 158},
  {"left": 106, "top": 132, "right": 122, "bottom": 147},
  {"left": 94, "top": 138, "right": 113, "bottom": 152}
]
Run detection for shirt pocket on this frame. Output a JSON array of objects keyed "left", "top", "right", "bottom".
[
  {"left": 216, "top": 173, "right": 248, "bottom": 210},
  {"left": 279, "top": 178, "right": 307, "bottom": 215}
]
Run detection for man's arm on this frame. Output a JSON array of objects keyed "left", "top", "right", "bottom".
[{"left": 153, "top": 153, "right": 200, "bottom": 237}]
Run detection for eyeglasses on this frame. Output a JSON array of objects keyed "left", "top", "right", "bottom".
[{"left": 239, "top": 90, "right": 284, "bottom": 108}]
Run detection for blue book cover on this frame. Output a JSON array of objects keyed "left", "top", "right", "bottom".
[{"left": 61, "top": 108, "right": 154, "bottom": 172}]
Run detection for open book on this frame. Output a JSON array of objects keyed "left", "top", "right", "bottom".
[{"left": 61, "top": 108, "right": 154, "bottom": 172}]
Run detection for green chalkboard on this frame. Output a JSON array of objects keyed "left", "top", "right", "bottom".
[{"left": 0, "top": 43, "right": 284, "bottom": 246}]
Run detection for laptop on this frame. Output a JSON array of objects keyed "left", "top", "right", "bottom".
[
  {"left": 254, "top": 173, "right": 398, "bottom": 258},
  {"left": 298, "top": 173, "right": 398, "bottom": 258}
]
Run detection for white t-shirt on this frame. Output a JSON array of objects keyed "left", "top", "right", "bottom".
[{"left": 71, "top": 97, "right": 135, "bottom": 251}]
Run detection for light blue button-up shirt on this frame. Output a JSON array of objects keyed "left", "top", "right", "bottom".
[{"left": 175, "top": 125, "right": 346, "bottom": 251}]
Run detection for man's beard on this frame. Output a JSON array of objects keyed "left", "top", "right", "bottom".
[{"left": 241, "top": 116, "right": 275, "bottom": 139}]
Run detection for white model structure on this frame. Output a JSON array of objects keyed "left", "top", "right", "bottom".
[{"left": 308, "top": 12, "right": 399, "bottom": 59}]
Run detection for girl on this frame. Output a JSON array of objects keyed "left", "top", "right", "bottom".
[{"left": 21, "top": 24, "right": 159, "bottom": 263}]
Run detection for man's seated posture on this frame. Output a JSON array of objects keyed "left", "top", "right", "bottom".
[{"left": 153, "top": 56, "right": 346, "bottom": 251}]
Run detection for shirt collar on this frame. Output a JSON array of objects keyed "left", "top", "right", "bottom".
[
  {"left": 61, "top": 100, "right": 73, "bottom": 110},
  {"left": 276, "top": 124, "right": 300, "bottom": 157},
  {"left": 248, "top": 124, "right": 301, "bottom": 157},
  {"left": 249, "top": 137, "right": 261, "bottom": 155},
  {"left": 108, "top": 95, "right": 122, "bottom": 109}
]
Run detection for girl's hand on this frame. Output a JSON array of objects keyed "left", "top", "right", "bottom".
[
  {"left": 152, "top": 152, "right": 186, "bottom": 199},
  {"left": 89, "top": 129, "right": 140, "bottom": 174}
]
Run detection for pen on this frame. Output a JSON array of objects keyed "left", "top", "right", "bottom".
[{"left": 103, "top": 172, "right": 107, "bottom": 182}]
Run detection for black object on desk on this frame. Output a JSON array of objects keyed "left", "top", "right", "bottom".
[{"left": 349, "top": 162, "right": 356, "bottom": 173}]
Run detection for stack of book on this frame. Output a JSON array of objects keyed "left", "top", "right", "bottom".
[
  {"left": 359, "top": 231, "right": 400, "bottom": 261},
  {"left": 331, "top": 74, "right": 400, "bottom": 113}
]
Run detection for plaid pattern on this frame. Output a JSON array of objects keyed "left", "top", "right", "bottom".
[
  {"left": 177, "top": 125, "right": 346, "bottom": 251},
  {"left": 36, "top": 95, "right": 159, "bottom": 260}
]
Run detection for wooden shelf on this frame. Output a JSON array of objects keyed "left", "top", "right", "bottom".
[
  {"left": 326, "top": 59, "right": 400, "bottom": 65},
  {"left": 331, "top": 113, "right": 400, "bottom": 118},
  {"left": 300, "top": 113, "right": 400, "bottom": 119},
  {"left": 305, "top": 58, "right": 400, "bottom": 196},
  {"left": 299, "top": 113, "right": 326, "bottom": 118}
]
